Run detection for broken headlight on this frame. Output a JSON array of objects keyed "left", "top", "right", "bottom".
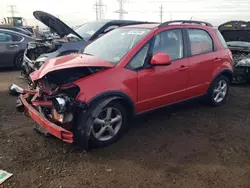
[
  {"left": 52, "top": 84, "right": 80, "bottom": 113},
  {"left": 53, "top": 97, "right": 67, "bottom": 114}
]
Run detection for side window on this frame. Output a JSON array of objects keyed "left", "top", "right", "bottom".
[
  {"left": 0, "top": 32, "right": 22, "bottom": 42},
  {"left": 188, "top": 29, "right": 214, "bottom": 56},
  {"left": 215, "top": 29, "right": 228, "bottom": 49},
  {"left": 10, "top": 34, "right": 22, "bottom": 42},
  {"left": 152, "top": 29, "right": 184, "bottom": 61},
  {"left": 127, "top": 43, "right": 150, "bottom": 70},
  {"left": 0, "top": 32, "right": 12, "bottom": 42}
]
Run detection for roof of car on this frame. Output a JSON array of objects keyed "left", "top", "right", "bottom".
[
  {"left": 89, "top": 19, "right": 157, "bottom": 25},
  {"left": 124, "top": 23, "right": 160, "bottom": 28},
  {"left": 124, "top": 20, "right": 213, "bottom": 29}
]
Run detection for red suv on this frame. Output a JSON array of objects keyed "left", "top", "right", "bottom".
[{"left": 17, "top": 20, "right": 233, "bottom": 149}]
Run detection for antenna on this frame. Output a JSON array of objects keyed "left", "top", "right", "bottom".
[{"left": 114, "top": 0, "right": 128, "bottom": 20}]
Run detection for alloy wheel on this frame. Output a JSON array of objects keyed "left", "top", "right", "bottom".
[
  {"left": 213, "top": 80, "right": 228, "bottom": 103},
  {"left": 92, "top": 107, "right": 122, "bottom": 141}
]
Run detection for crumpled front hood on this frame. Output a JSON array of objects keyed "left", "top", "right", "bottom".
[{"left": 30, "top": 54, "right": 114, "bottom": 81}]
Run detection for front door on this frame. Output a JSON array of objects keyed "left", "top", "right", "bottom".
[
  {"left": 0, "top": 31, "right": 23, "bottom": 67},
  {"left": 136, "top": 29, "right": 190, "bottom": 113}
]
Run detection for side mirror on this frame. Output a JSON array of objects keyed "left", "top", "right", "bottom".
[{"left": 150, "top": 53, "right": 171, "bottom": 66}]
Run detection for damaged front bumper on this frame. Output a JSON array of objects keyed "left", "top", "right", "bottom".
[
  {"left": 17, "top": 88, "right": 88, "bottom": 144},
  {"left": 18, "top": 94, "right": 74, "bottom": 143}
]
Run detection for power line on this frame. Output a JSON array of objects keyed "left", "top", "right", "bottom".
[
  {"left": 8, "top": 5, "right": 18, "bottom": 17},
  {"left": 99, "top": 0, "right": 105, "bottom": 20},
  {"left": 159, "top": 4, "right": 163, "bottom": 23},
  {"left": 129, "top": 9, "right": 250, "bottom": 13},
  {"left": 93, "top": 0, "right": 106, "bottom": 20},
  {"left": 114, "top": 0, "right": 128, "bottom": 20},
  {"left": 94, "top": 2, "right": 99, "bottom": 20}
]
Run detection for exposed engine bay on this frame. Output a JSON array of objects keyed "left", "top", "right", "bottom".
[
  {"left": 17, "top": 66, "right": 107, "bottom": 127},
  {"left": 27, "top": 67, "right": 106, "bottom": 121},
  {"left": 219, "top": 21, "right": 250, "bottom": 83},
  {"left": 21, "top": 37, "right": 80, "bottom": 79},
  {"left": 38, "top": 67, "right": 106, "bottom": 92},
  {"left": 231, "top": 50, "right": 250, "bottom": 82}
]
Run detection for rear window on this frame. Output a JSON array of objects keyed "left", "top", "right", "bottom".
[
  {"left": 187, "top": 29, "right": 214, "bottom": 56},
  {"left": 215, "top": 30, "right": 228, "bottom": 49}
]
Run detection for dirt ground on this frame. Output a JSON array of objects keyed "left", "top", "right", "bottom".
[{"left": 1, "top": 70, "right": 250, "bottom": 188}]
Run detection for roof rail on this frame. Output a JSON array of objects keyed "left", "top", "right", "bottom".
[{"left": 158, "top": 20, "right": 213, "bottom": 28}]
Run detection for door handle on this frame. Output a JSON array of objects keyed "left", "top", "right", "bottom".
[
  {"left": 178, "top": 65, "right": 189, "bottom": 71},
  {"left": 214, "top": 57, "right": 222, "bottom": 62},
  {"left": 9, "top": 44, "right": 18, "bottom": 48}
]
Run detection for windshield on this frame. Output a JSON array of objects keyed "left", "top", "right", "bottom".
[
  {"left": 83, "top": 28, "right": 151, "bottom": 65},
  {"left": 71, "top": 22, "right": 106, "bottom": 40},
  {"left": 227, "top": 41, "right": 250, "bottom": 48}
]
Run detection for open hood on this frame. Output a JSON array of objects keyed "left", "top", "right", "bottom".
[
  {"left": 30, "top": 53, "right": 114, "bottom": 81},
  {"left": 219, "top": 21, "right": 250, "bottom": 42},
  {"left": 33, "top": 11, "right": 83, "bottom": 39}
]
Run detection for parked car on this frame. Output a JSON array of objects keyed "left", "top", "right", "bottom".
[
  {"left": 21, "top": 10, "right": 156, "bottom": 80},
  {"left": 0, "top": 26, "right": 34, "bottom": 37},
  {"left": 219, "top": 21, "right": 250, "bottom": 83},
  {"left": 17, "top": 20, "right": 233, "bottom": 149},
  {"left": 22, "top": 26, "right": 35, "bottom": 35},
  {"left": 0, "top": 29, "right": 35, "bottom": 68}
]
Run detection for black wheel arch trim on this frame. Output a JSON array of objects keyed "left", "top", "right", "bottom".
[
  {"left": 88, "top": 90, "right": 136, "bottom": 116},
  {"left": 214, "top": 69, "right": 233, "bottom": 82},
  {"left": 14, "top": 50, "right": 25, "bottom": 67},
  {"left": 208, "top": 68, "right": 233, "bottom": 93}
]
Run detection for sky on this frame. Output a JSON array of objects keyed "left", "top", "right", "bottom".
[{"left": 0, "top": 0, "right": 249, "bottom": 28}]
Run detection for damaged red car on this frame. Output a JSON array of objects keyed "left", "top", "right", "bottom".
[{"left": 17, "top": 20, "right": 233, "bottom": 149}]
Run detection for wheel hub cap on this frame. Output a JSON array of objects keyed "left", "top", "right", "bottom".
[
  {"left": 92, "top": 107, "right": 122, "bottom": 141},
  {"left": 213, "top": 80, "right": 227, "bottom": 103}
]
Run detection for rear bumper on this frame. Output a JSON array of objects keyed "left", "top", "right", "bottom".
[{"left": 19, "top": 94, "right": 73, "bottom": 143}]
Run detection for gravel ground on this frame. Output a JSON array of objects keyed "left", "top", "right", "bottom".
[{"left": 1, "top": 70, "right": 250, "bottom": 188}]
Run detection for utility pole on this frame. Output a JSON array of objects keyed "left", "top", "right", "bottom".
[
  {"left": 8, "top": 5, "right": 17, "bottom": 17},
  {"left": 93, "top": 0, "right": 106, "bottom": 20},
  {"left": 94, "top": 2, "right": 99, "bottom": 20},
  {"left": 114, "top": 0, "right": 128, "bottom": 20},
  {"left": 159, "top": 4, "right": 163, "bottom": 23},
  {"left": 99, "top": 0, "right": 104, "bottom": 20}
]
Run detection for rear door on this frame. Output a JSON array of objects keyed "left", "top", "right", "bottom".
[{"left": 185, "top": 28, "right": 220, "bottom": 98}]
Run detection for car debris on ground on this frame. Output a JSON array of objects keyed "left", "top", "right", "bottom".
[{"left": 0, "top": 170, "right": 13, "bottom": 185}]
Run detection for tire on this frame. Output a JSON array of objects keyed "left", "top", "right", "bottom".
[
  {"left": 75, "top": 100, "right": 128, "bottom": 148},
  {"left": 206, "top": 75, "right": 230, "bottom": 106},
  {"left": 14, "top": 52, "right": 24, "bottom": 69}
]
